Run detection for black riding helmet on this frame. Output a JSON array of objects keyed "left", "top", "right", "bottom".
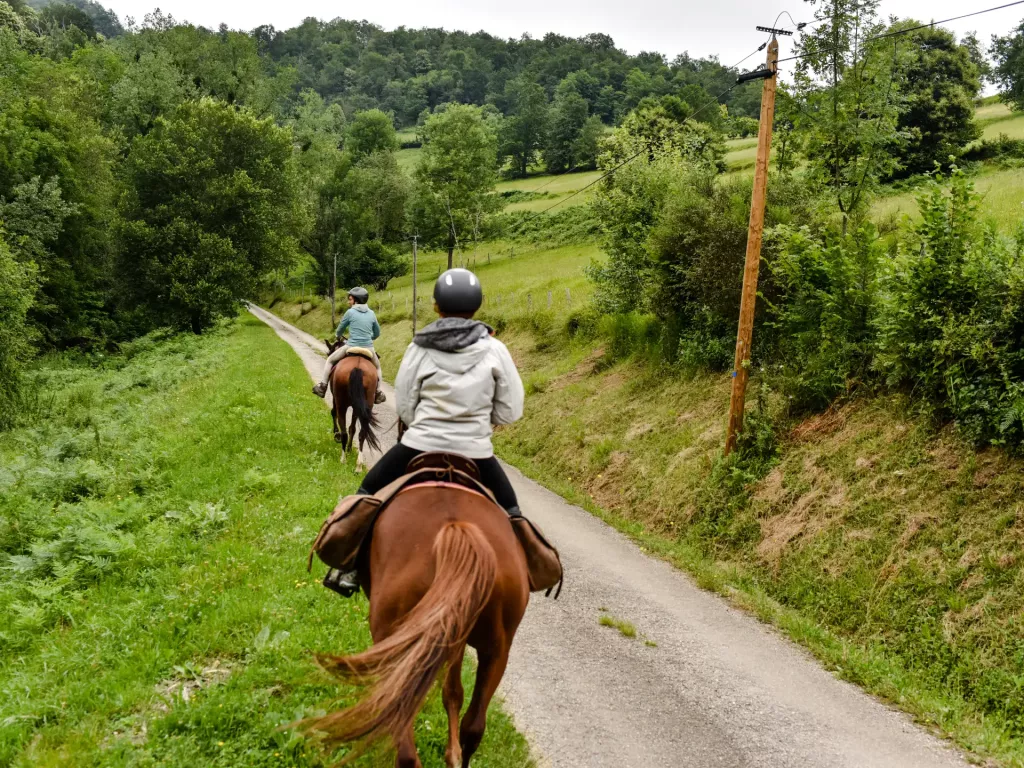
[
  {"left": 347, "top": 286, "right": 369, "bottom": 304},
  {"left": 433, "top": 268, "right": 483, "bottom": 315}
]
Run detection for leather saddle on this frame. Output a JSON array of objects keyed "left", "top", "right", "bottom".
[{"left": 308, "top": 452, "right": 563, "bottom": 597}]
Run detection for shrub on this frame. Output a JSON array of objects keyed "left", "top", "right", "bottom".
[
  {"left": 876, "top": 168, "right": 1024, "bottom": 448},
  {"left": 765, "top": 223, "right": 883, "bottom": 412}
]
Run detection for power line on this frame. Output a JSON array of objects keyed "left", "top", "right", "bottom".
[{"left": 775, "top": 0, "right": 1024, "bottom": 65}]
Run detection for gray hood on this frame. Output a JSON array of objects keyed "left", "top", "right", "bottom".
[
  {"left": 353, "top": 304, "right": 370, "bottom": 313},
  {"left": 413, "top": 318, "right": 492, "bottom": 352}
]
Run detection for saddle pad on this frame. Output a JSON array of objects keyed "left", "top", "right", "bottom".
[
  {"left": 396, "top": 480, "right": 491, "bottom": 502},
  {"left": 346, "top": 347, "right": 375, "bottom": 360}
]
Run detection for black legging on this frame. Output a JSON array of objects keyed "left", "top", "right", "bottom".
[{"left": 359, "top": 443, "right": 519, "bottom": 511}]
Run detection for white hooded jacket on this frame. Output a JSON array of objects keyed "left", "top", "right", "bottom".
[{"left": 395, "top": 322, "right": 525, "bottom": 459}]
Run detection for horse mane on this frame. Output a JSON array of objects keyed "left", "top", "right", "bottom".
[{"left": 304, "top": 521, "right": 497, "bottom": 757}]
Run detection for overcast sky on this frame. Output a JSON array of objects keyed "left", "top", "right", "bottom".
[{"left": 106, "top": 0, "right": 1019, "bottom": 75}]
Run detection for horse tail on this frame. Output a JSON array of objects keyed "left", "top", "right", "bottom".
[
  {"left": 347, "top": 366, "right": 380, "bottom": 453},
  {"left": 308, "top": 522, "right": 497, "bottom": 754}
]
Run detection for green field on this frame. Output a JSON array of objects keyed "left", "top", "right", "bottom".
[
  {"left": 976, "top": 101, "right": 1024, "bottom": 140},
  {"left": 724, "top": 137, "right": 758, "bottom": 172},
  {"left": 496, "top": 170, "right": 603, "bottom": 213},
  {"left": 873, "top": 164, "right": 1024, "bottom": 231},
  {"left": 396, "top": 145, "right": 423, "bottom": 172},
  {"left": 0, "top": 318, "right": 531, "bottom": 767},
  {"left": 271, "top": 239, "right": 601, "bottom": 367}
]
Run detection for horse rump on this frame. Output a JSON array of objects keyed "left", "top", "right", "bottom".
[
  {"left": 347, "top": 367, "right": 380, "bottom": 453},
  {"left": 302, "top": 522, "right": 497, "bottom": 755}
]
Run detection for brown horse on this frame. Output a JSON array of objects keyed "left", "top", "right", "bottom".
[
  {"left": 327, "top": 350, "right": 380, "bottom": 471},
  {"left": 307, "top": 483, "right": 530, "bottom": 767}
]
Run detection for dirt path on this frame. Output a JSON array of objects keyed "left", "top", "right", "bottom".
[{"left": 250, "top": 304, "right": 970, "bottom": 768}]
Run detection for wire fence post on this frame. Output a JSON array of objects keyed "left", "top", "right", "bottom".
[{"left": 547, "top": 290, "right": 552, "bottom": 309}]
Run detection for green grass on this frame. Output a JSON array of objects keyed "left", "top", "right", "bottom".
[
  {"left": 975, "top": 101, "right": 1024, "bottom": 141},
  {"left": 495, "top": 171, "right": 604, "bottom": 213},
  {"left": 396, "top": 145, "right": 422, "bottom": 173},
  {"left": 0, "top": 316, "right": 531, "bottom": 767},
  {"left": 598, "top": 615, "right": 636, "bottom": 639},
  {"left": 873, "top": 165, "right": 1024, "bottom": 232},
  {"left": 724, "top": 137, "right": 758, "bottom": 172}
]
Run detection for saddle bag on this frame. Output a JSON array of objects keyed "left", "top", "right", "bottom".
[
  {"left": 307, "top": 495, "right": 382, "bottom": 572},
  {"left": 510, "top": 515, "right": 563, "bottom": 598}
]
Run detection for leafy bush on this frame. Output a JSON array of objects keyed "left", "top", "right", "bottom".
[
  {"left": 765, "top": 223, "right": 883, "bottom": 411},
  {"left": 876, "top": 168, "right": 1024, "bottom": 447}
]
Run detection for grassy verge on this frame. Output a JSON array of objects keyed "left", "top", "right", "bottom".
[
  {"left": 492, "top": 327, "right": 1024, "bottom": 767},
  {"left": 0, "top": 315, "right": 531, "bottom": 767}
]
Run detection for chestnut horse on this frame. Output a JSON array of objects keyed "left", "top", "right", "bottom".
[
  {"left": 307, "top": 484, "right": 530, "bottom": 767},
  {"left": 327, "top": 348, "right": 380, "bottom": 471}
]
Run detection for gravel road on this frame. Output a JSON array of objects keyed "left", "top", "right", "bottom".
[{"left": 249, "top": 303, "right": 970, "bottom": 768}]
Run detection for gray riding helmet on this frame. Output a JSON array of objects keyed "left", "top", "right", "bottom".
[
  {"left": 434, "top": 268, "right": 482, "bottom": 314},
  {"left": 347, "top": 286, "right": 369, "bottom": 304}
]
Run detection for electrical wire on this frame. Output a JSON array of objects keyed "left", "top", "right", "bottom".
[{"left": 775, "top": 0, "right": 1024, "bottom": 65}]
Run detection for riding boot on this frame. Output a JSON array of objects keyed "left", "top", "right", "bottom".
[
  {"left": 320, "top": 486, "right": 373, "bottom": 597},
  {"left": 312, "top": 382, "right": 328, "bottom": 398},
  {"left": 374, "top": 388, "right": 386, "bottom": 404},
  {"left": 323, "top": 568, "right": 360, "bottom": 597}
]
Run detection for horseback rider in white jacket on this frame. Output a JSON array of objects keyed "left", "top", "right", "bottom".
[{"left": 322, "top": 268, "right": 526, "bottom": 597}]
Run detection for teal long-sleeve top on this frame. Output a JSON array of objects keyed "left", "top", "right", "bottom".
[{"left": 335, "top": 304, "right": 381, "bottom": 349}]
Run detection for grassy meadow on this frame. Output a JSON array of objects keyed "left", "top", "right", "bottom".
[{"left": 0, "top": 316, "right": 531, "bottom": 767}]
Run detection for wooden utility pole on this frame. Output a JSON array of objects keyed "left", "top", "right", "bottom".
[
  {"left": 411, "top": 235, "right": 419, "bottom": 333},
  {"left": 724, "top": 36, "right": 779, "bottom": 456}
]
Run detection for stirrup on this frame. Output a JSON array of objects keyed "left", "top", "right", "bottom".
[{"left": 323, "top": 568, "right": 359, "bottom": 597}]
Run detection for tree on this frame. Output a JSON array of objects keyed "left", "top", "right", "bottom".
[
  {"left": 962, "top": 31, "right": 991, "bottom": 83},
  {"left": 108, "top": 48, "right": 190, "bottom": 139},
  {"left": 414, "top": 103, "right": 498, "bottom": 268},
  {"left": 600, "top": 99, "right": 724, "bottom": 170},
  {"left": 792, "top": 0, "right": 905, "bottom": 229},
  {"left": 117, "top": 100, "right": 300, "bottom": 333},
  {"left": 0, "top": 32, "right": 118, "bottom": 347},
  {"left": 889, "top": 23, "right": 980, "bottom": 177},
  {"left": 497, "top": 75, "right": 548, "bottom": 177},
  {"left": 573, "top": 115, "right": 605, "bottom": 170},
  {"left": 544, "top": 90, "right": 588, "bottom": 173},
  {"left": 0, "top": 230, "right": 37, "bottom": 430},
  {"left": 992, "top": 21, "right": 1024, "bottom": 110},
  {"left": 345, "top": 108, "right": 398, "bottom": 158}
]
